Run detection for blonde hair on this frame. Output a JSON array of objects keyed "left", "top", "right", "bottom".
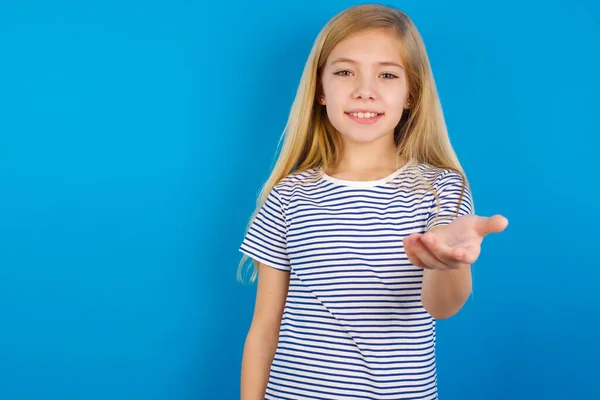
[{"left": 238, "top": 4, "right": 468, "bottom": 283}]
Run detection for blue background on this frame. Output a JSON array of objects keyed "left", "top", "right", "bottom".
[{"left": 1, "top": 0, "right": 598, "bottom": 399}]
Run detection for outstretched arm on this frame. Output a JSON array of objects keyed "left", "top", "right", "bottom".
[{"left": 403, "top": 214, "right": 509, "bottom": 319}]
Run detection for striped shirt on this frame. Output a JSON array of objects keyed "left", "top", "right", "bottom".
[{"left": 240, "top": 160, "right": 474, "bottom": 400}]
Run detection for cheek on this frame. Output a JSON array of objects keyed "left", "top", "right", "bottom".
[
  {"left": 383, "top": 82, "right": 409, "bottom": 101},
  {"left": 325, "top": 81, "right": 349, "bottom": 102},
  {"left": 384, "top": 89, "right": 409, "bottom": 110},
  {"left": 324, "top": 93, "right": 348, "bottom": 115}
]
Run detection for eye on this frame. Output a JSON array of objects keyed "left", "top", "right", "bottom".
[
  {"left": 380, "top": 73, "right": 399, "bottom": 79},
  {"left": 334, "top": 70, "right": 353, "bottom": 76}
]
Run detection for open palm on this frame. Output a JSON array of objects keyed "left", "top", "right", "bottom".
[{"left": 403, "top": 214, "right": 509, "bottom": 269}]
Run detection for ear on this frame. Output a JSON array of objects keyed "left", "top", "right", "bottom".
[
  {"left": 316, "top": 87, "right": 326, "bottom": 105},
  {"left": 316, "top": 79, "right": 326, "bottom": 105}
]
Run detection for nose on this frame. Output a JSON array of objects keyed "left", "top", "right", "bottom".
[{"left": 352, "top": 75, "right": 376, "bottom": 101}]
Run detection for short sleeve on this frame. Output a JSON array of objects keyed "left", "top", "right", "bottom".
[
  {"left": 426, "top": 170, "right": 475, "bottom": 231},
  {"left": 239, "top": 188, "right": 290, "bottom": 272}
]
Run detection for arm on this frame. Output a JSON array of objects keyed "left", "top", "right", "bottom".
[
  {"left": 407, "top": 170, "right": 475, "bottom": 320},
  {"left": 405, "top": 214, "right": 508, "bottom": 320},
  {"left": 421, "top": 226, "right": 472, "bottom": 320},
  {"left": 241, "top": 263, "right": 290, "bottom": 400}
]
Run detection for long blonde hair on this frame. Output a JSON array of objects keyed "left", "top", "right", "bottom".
[{"left": 238, "top": 4, "right": 468, "bottom": 283}]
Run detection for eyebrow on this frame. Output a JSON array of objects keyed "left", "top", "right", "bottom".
[{"left": 330, "top": 57, "right": 404, "bottom": 69}]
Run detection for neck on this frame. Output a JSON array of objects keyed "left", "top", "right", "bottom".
[{"left": 328, "top": 134, "right": 406, "bottom": 178}]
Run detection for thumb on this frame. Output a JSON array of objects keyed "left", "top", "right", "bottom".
[{"left": 475, "top": 214, "right": 509, "bottom": 237}]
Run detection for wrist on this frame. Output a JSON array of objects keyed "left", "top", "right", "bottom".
[{"left": 421, "top": 266, "right": 472, "bottom": 319}]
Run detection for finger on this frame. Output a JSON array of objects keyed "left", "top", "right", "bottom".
[
  {"left": 459, "top": 244, "right": 481, "bottom": 265},
  {"left": 475, "top": 215, "right": 509, "bottom": 237},
  {"left": 405, "top": 234, "right": 448, "bottom": 270},
  {"left": 403, "top": 234, "right": 426, "bottom": 268},
  {"left": 421, "top": 233, "right": 465, "bottom": 268}
]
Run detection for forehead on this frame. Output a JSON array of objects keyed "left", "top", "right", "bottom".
[{"left": 327, "top": 29, "right": 404, "bottom": 64}]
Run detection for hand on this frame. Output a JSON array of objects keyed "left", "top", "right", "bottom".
[{"left": 403, "top": 214, "right": 509, "bottom": 270}]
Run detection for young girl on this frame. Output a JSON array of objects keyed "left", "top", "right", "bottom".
[{"left": 238, "top": 4, "right": 508, "bottom": 399}]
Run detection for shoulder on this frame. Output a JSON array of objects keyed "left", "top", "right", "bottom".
[
  {"left": 272, "top": 168, "right": 322, "bottom": 198},
  {"left": 410, "top": 162, "right": 467, "bottom": 189}
]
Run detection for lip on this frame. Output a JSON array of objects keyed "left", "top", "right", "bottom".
[
  {"left": 345, "top": 109, "right": 384, "bottom": 114},
  {"left": 345, "top": 111, "right": 383, "bottom": 125}
]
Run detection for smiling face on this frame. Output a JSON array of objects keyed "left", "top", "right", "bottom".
[{"left": 319, "top": 28, "right": 411, "bottom": 147}]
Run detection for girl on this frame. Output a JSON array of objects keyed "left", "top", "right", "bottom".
[{"left": 238, "top": 4, "right": 508, "bottom": 400}]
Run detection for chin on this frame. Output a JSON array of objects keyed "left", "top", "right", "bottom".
[{"left": 339, "top": 130, "right": 391, "bottom": 145}]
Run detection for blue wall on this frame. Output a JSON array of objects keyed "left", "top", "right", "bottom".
[{"left": 1, "top": 1, "right": 598, "bottom": 399}]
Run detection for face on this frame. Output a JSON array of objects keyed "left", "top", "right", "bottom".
[{"left": 319, "top": 29, "right": 410, "bottom": 146}]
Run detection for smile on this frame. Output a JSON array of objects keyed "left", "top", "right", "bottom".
[{"left": 345, "top": 111, "right": 384, "bottom": 124}]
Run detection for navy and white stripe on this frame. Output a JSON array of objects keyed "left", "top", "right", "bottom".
[{"left": 240, "top": 161, "right": 474, "bottom": 400}]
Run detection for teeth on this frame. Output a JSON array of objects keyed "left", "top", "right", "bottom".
[{"left": 351, "top": 112, "right": 379, "bottom": 118}]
